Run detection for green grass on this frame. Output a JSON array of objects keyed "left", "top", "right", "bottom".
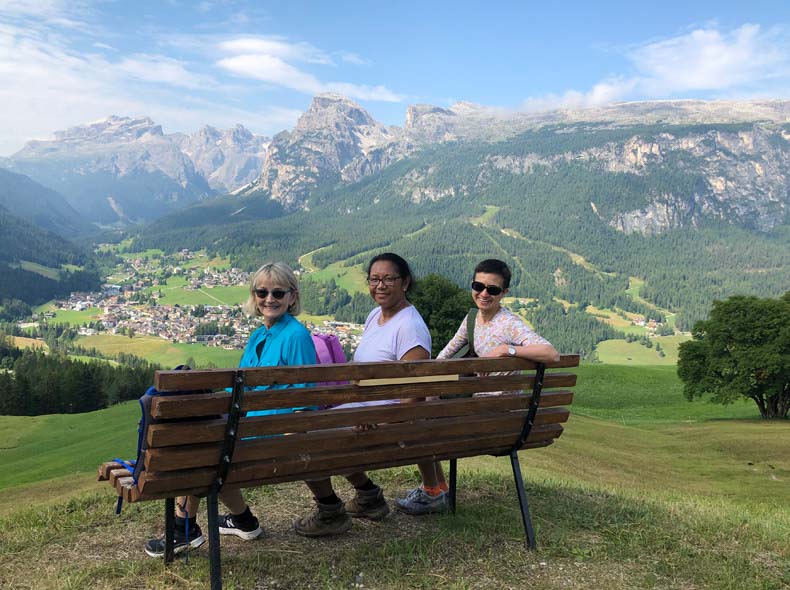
[
  {"left": 469, "top": 204, "right": 501, "bottom": 226},
  {"left": 36, "top": 306, "right": 103, "bottom": 325},
  {"left": 76, "top": 334, "right": 241, "bottom": 368},
  {"left": 308, "top": 260, "right": 368, "bottom": 294},
  {"left": 0, "top": 363, "right": 787, "bottom": 589},
  {"left": 119, "top": 248, "right": 164, "bottom": 260},
  {"left": 15, "top": 260, "right": 61, "bottom": 279},
  {"left": 68, "top": 354, "right": 119, "bottom": 366},
  {"left": 8, "top": 336, "right": 48, "bottom": 350},
  {"left": 596, "top": 335, "right": 690, "bottom": 365},
  {"left": 151, "top": 282, "right": 248, "bottom": 306},
  {"left": 572, "top": 364, "right": 758, "bottom": 424}
]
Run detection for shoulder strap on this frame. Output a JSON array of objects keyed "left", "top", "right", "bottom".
[{"left": 466, "top": 308, "right": 478, "bottom": 357}]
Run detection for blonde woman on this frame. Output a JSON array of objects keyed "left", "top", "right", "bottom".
[{"left": 145, "top": 262, "right": 317, "bottom": 557}]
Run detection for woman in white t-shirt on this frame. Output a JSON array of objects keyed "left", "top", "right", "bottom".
[{"left": 293, "top": 253, "right": 431, "bottom": 537}]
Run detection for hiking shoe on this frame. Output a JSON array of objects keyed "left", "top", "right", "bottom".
[
  {"left": 144, "top": 523, "right": 205, "bottom": 558},
  {"left": 344, "top": 486, "right": 390, "bottom": 520},
  {"left": 395, "top": 487, "right": 449, "bottom": 515},
  {"left": 293, "top": 500, "right": 352, "bottom": 537},
  {"left": 218, "top": 512, "right": 263, "bottom": 540}
]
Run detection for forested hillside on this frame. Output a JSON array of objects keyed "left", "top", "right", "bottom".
[
  {"left": 133, "top": 121, "right": 789, "bottom": 347},
  {"left": 0, "top": 207, "right": 101, "bottom": 311}
]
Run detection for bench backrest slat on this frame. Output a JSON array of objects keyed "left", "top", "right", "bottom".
[
  {"left": 146, "top": 390, "right": 574, "bottom": 448},
  {"left": 153, "top": 355, "right": 581, "bottom": 391},
  {"left": 150, "top": 372, "right": 577, "bottom": 419}
]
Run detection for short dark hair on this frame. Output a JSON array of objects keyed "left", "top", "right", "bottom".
[
  {"left": 367, "top": 252, "right": 415, "bottom": 293},
  {"left": 473, "top": 258, "right": 511, "bottom": 289}
]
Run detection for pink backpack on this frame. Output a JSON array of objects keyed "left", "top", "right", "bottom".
[{"left": 311, "top": 333, "right": 348, "bottom": 387}]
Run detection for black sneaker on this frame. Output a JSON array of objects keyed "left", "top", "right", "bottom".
[
  {"left": 218, "top": 512, "right": 263, "bottom": 540},
  {"left": 144, "top": 523, "right": 205, "bottom": 558}
]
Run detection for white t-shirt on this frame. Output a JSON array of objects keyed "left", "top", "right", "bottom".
[
  {"left": 353, "top": 305, "right": 431, "bottom": 363},
  {"left": 340, "top": 304, "right": 431, "bottom": 408}
]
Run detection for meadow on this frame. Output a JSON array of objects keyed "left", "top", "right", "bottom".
[
  {"left": 76, "top": 334, "right": 241, "bottom": 368},
  {"left": 0, "top": 363, "right": 787, "bottom": 589}
]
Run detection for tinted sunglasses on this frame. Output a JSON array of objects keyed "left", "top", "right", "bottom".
[
  {"left": 471, "top": 281, "right": 504, "bottom": 296},
  {"left": 253, "top": 288, "right": 291, "bottom": 300}
]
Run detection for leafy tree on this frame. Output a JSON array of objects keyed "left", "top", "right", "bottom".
[
  {"left": 409, "top": 273, "right": 471, "bottom": 357},
  {"left": 677, "top": 292, "right": 790, "bottom": 419}
]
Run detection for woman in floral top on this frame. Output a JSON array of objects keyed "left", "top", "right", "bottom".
[{"left": 395, "top": 258, "right": 559, "bottom": 515}]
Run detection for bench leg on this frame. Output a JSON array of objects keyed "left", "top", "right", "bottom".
[
  {"left": 510, "top": 451, "right": 537, "bottom": 550},
  {"left": 448, "top": 459, "right": 458, "bottom": 514},
  {"left": 164, "top": 497, "right": 176, "bottom": 563},
  {"left": 207, "top": 491, "right": 222, "bottom": 590}
]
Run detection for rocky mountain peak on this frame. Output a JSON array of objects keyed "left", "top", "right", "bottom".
[
  {"left": 175, "top": 124, "right": 268, "bottom": 192},
  {"left": 51, "top": 115, "right": 163, "bottom": 145},
  {"left": 296, "top": 93, "right": 382, "bottom": 133}
]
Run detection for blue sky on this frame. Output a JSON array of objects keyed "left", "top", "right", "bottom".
[{"left": 1, "top": 0, "right": 789, "bottom": 155}]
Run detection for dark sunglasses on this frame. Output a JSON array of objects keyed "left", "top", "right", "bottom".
[
  {"left": 253, "top": 288, "right": 291, "bottom": 300},
  {"left": 471, "top": 281, "right": 504, "bottom": 296}
]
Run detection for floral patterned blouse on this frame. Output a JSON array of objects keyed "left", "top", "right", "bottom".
[{"left": 437, "top": 306, "right": 552, "bottom": 396}]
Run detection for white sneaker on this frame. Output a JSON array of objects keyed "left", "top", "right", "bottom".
[{"left": 395, "top": 487, "right": 449, "bottom": 515}]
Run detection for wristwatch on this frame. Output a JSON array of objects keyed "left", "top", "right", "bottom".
[{"left": 507, "top": 346, "right": 517, "bottom": 357}]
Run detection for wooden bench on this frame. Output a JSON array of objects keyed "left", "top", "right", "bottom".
[{"left": 99, "top": 354, "right": 579, "bottom": 589}]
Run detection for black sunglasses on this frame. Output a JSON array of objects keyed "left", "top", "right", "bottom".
[
  {"left": 471, "top": 281, "right": 503, "bottom": 296},
  {"left": 253, "top": 288, "right": 292, "bottom": 300}
]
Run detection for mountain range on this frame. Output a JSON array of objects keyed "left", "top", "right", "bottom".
[{"left": 1, "top": 94, "right": 788, "bottom": 338}]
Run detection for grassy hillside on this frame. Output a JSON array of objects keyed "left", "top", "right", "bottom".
[
  {"left": 76, "top": 334, "right": 241, "bottom": 368},
  {"left": 1, "top": 363, "right": 787, "bottom": 588}
]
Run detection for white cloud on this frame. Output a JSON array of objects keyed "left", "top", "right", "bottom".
[
  {"left": 216, "top": 36, "right": 402, "bottom": 102},
  {"left": 218, "top": 36, "right": 332, "bottom": 64},
  {"left": 116, "top": 54, "right": 216, "bottom": 89},
  {"left": 339, "top": 51, "right": 370, "bottom": 66},
  {"left": 631, "top": 24, "right": 789, "bottom": 94},
  {"left": 0, "top": 23, "right": 297, "bottom": 154},
  {"left": 521, "top": 24, "right": 790, "bottom": 112}
]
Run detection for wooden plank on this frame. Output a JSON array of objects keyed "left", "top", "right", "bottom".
[
  {"left": 137, "top": 424, "right": 563, "bottom": 495},
  {"left": 144, "top": 408, "right": 571, "bottom": 472},
  {"left": 98, "top": 461, "right": 123, "bottom": 481},
  {"left": 147, "top": 391, "right": 574, "bottom": 448},
  {"left": 108, "top": 468, "right": 132, "bottom": 487},
  {"left": 154, "top": 355, "right": 580, "bottom": 391},
  {"left": 151, "top": 373, "right": 577, "bottom": 419}
]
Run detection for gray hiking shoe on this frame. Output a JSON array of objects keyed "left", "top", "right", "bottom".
[
  {"left": 395, "top": 487, "right": 449, "bottom": 515},
  {"left": 344, "top": 486, "right": 390, "bottom": 520},
  {"left": 144, "top": 523, "right": 205, "bottom": 558},
  {"left": 294, "top": 500, "right": 352, "bottom": 537}
]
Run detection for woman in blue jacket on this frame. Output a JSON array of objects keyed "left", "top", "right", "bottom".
[{"left": 145, "top": 262, "right": 317, "bottom": 557}]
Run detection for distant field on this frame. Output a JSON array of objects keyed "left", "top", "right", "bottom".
[
  {"left": 68, "top": 354, "right": 119, "bottom": 366},
  {"left": 300, "top": 312, "right": 339, "bottom": 327},
  {"left": 469, "top": 204, "right": 501, "bottom": 226},
  {"left": 8, "top": 336, "right": 47, "bottom": 350},
  {"left": 596, "top": 334, "right": 689, "bottom": 365},
  {"left": 76, "top": 334, "right": 241, "bottom": 368},
  {"left": 586, "top": 305, "right": 646, "bottom": 335},
  {"left": 16, "top": 260, "right": 60, "bottom": 280},
  {"left": 626, "top": 276, "right": 677, "bottom": 329},
  {"left": 181, "top": 253, "right": 231, "bottom": 270},
  {"left": 153, "top": 283, "right": 248, "bottom": 306},
  {"left": 308, "top": 260, "right": 368, "bottom": 294},
  {"left": 34, "top": 306, "right": 102, "bottom": 325},
  {"left": 118, "top": 248, "right": 163, "bottom": 260}
]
